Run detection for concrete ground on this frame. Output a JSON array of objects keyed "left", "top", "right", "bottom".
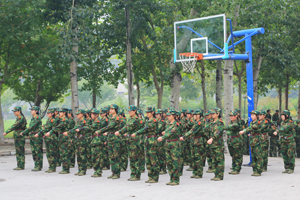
[{"left": 0, "top": 154, "right": 300, "bottom": 200}]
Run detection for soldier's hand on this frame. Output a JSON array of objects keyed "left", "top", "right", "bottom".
[
  {"left": 34, "top": 134, "right": 39, "bottom": 138},
  {"left": 3, "top": 132, "right": 6, "bottom": 136},
  {"left": 104, "top": 142, "right": 107, "bottom": 145},
  {"left": 45, "top": 132, "right": 50, "bottom": 137},
  {"left": 239, "top": 130, "right": 244, "bottom": 135},
  {"left": 95, "top": 131, "right": 99, "bottom": 134},
  {"left": 180, "top": 137, "right": 184, "bottom": 141},
  {"left": 157, "top": 137, "right": 163, "bottom": 142},
  {"left": 20, "top": 132, "right": 23, "bottom": 136},
  {"left": 115, "top": 131, "right": 120, "bottom": 136},
  {"left": 273, "top": 132, "right": 277, "bottom": 136},
  {"left": 63, "top": 132, "right": 68, "bottom": 136},
  {"left": 103, "top": 132, "right": 108, "bottom": 136},
  {"left": 131, "top": 134, "right": 136, "bottom": 138},
  {"left": 207, "top": 138, "right": 213, "bottom": 144},
  {"left": 162, "top": 131, "right": 165, "bottom": 135},
  {"left": 76, "top": 129, "right": 80, "bottom": 132}
]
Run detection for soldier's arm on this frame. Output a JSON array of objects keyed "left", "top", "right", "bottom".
[
  {"left": 22, "top": 118, "right": 41, "bottom": 136},
  {"left": 278, "top": 122, "right": 293, "bottom": 134},
  {"left": 184, "top": 122, "right": 201, "bottom": 138},
  {"left": 135, "top": 121, "right": 155, "bottom": 136},
  {"left": 97, "top": 118, "right": 119, "bottom": 134},
  {"left": 6, "top": 117, "right": 25, "bottom": 133},
  {"left": 211, "top": 123, "right": 225, "bottom": 141},
  {"left": 119, "top": 119, "right": 137, "bottom": 134},
  {"left": 162, "top": 124, "right": 178, "bottom": 140},
  {"left": 49, "top": 118, "right": 68, "bottom": 134}
]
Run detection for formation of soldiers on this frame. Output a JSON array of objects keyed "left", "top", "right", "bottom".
[{"left": 3, "top": 105, "right": 300, "bottom": 185}]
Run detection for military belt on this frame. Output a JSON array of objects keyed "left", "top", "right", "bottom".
[
  {"left": 252, "top": 133, "right": 260, "bottom": 136},
  {"left": 146, "top": 135, "right": 157, "bottom": 138},
  {"left": 227, "top": 135, "right": 240, "bottom": 139},
  {"left": 262, "top": 133, "right": 268, "bottom": 135},
  {"left": 15, "top": 129, "right": 25, "bottom": 131},
  {"left": 75, "top": 134, "right": 85, "bottom": 138},
  {"left": 282, "top": 135, "right": 293, "bottom": 139},
  {"left": 194, "top": 136, "right": 202, "bottom": 139},
  {"left": 31, "top": 131, "right": 39, "bottom": 134},
  {"left": 109, "top": 132, "right": 116, "bottom": 134},
  {"left": 166, "top": 139, "right": 178, "bottom": 142},
  {"left": 92, "top": 134, "right": 99, "bottom": 138}
]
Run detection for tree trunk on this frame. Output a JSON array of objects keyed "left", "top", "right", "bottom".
[
  {"left": 285, "top": 74, "right": 289, "bottom": 110},
  {"left": 278, "top": 87, "right": 282, "bottom": 113},
  {"left": 253, "top": 54, "right": 263, "bottom": 109},
  {"left": 223, "top": 60, "right": 234, "bottom": 125},
  {"left": 157, "top": 88, "right": 163, "bottom": 109},
  {"left": 196, "top": 61, "right": 207, "bottom": 111},
  {"left": 125, "top": 6, "right": 135, "bottom": 106},
  {"left": 216, "top": 60, "right": 222, "bottom": 110},
  {"left": 70, "top": 42, "right": 79, "bottom": 117},
  {"left": 136, "top": 83, "right": 140, "bottom": 108},
  {"left": 297, "top": 83, "right": 300, "bottom": 119},
  {"left": 34, "top": 80, "right": 42, "bottom": 107},
  {"left": 92, "top": 88, "right": 96, "bottom": 108},
  {"left": 0, "top": 83, "right": 4, "bottom": 143}
]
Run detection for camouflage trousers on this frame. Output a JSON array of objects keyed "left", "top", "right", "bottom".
[
  {"left": 189, "top": 140, "right": 195, "bottom": 170},
  {"left": 251, "top": 144, "right": 263, "bottom": 174},
  {"left": 54, "top": 134, "right": 61, "bottom": 166},
  {"left": 280, "top": 139, "right": 295, "bottom": 170},
  {"left": 108, "top": 141, "right": 121, "bottom": 176},
  {"left": 120, "top": 137, "right": 128, "bottom": 171},
  {"left": 103, "top": 144, "right": 110, "bottom": 169},
  {"left": 13, "top": 132, "right": 25, "bottom": 169},
  {"left": 128, "top": 139, "right": 142, "bottom": 178},
  {"left": 181, "top": 139, "right": 192, "bottom": 165},
  {"left": 158, "top": 141, "right": 166, "bottom": 172},
  {"left": 228, "top": 143, "right": 243, "bottom": 172},
  {"left": 269, "top": 136, "right": 279, "bottom": 157},
  {"left": 204, "top": 142, "right": 212, "bottom": 169},
  {"left": 29, "top": 135, "right": 43, "bottom": 169},
  {"left": 86, "top": 139, "right": 92, "bottom": 168},
  {"left": 59, "top": 135, "right": 71, "bottom": 172},
  {"left": 145, "top": 138, "right": 160, "bottom": 181},
  {"left": 243, "top": 134, "right": 250, "bottom": 155},
  {"left": 192, "top": 144, "right": 205, "bottom": 176},
  {"left": 294, "top": 137, "right": 300, "bottom": 158},
  {"left": 139, "top": 138, "right": 146, "bottom": 171},
  {"left": 165, "top": 141, "right": 180, "bottom": 184},
  {"left": 44, "top": 136, "right": 57, "bottom": 170},
  {"left": 211, "top": 146, "right": 224, "bottom": 180},
  {"left": 76, "top": 144, "right": 87, "bottom": 173},
  {"left": 70, "top": 142, "right": 76, "bottom": 166},
  {"left": 91, "top": 144, "right": 103, "bottom": 175},
  {"left": 261, "top": 135, "right": 269, "bottom": 170}
]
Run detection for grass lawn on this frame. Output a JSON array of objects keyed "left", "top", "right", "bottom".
[{"left": 4, "top": 119, "right": 47, "bottom": 138}]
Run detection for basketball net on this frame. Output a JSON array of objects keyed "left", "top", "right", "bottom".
[{"left": 179, "top": 53, "right": 203, "bottom": 73}]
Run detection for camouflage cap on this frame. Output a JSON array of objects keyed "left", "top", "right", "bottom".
[
  {"left": 12, "top": 106, "right": 22, "bottom": 112},
  {"left": 127, "top": 105, "right": 138, "bottom": 111},
  {"left": 85, "top": 109, "right": 91, "bottom": 114},
  {"left": 47, "top": 108, "right": 55, "bottom": 113},
  {"left": 53, "top": 107, "right": 59, "bottom": 112},
  {"left": 234, "top": 109, "right": 241, "bottom": 113},
  {"left": 145, "top": 107, "right": 155, "bottom": 113},
  {"left": 180, "top": 109, "right": 187, "bottom": 113},
  {"left": 29, "top": 106, "right": 40, "bottom": 111},
  {"left": 76, "top": 109, "right": 86, "bottom": 115},
  {"left": 166, "top": 109, "right": 177, "bottom": 116},
  {"left": 193, "top": 109, "right": 203, "bottom": 115},
  {"left": 110, "top": 104, "right": 119, "bottom": 110},
  {"left": 137, "top": 109, "right": 143, "bottom": 115},
  {"left": 118, "top": 109, "right": 125, "bottom": 115},
  {"left": 67, "top": 109, "right": 73, "bottom": 114},
  {"left": 214, "top": 108, "right": 222, "bottom": 114},
  {"left": 296, "top": 120, "right": 300, "bottom": 124},
  {"left": 259, "top": 110, "right": 266, "bottom": 115},
  {"left": 100, "top": 108, "right": 108, "bottom": 114},
  {"left": 276, "top": 110, "right": 279, "bottom": 112},
  {"left": 280, "top": 110, "right": 290, "bottom": 117},
  {"left": 91, "top": 108, "right": 100, "bottom": 114},
  {"left": 156, "top": 109, "right": 163, "bottom": 114},
  {"left": 186, "top": 109, "right": 194, "bottom": 114},
  {"left": 58, "top": 107, "right": 69, "bottom": 112},
  {"left": 229, "top": 110, "right": 237, "bottom": 116},
  {"left": 176, "top": 111, "right": 181, "bottom": 116},
  {"left": 249, "top": 110, "right": 260, "bottom": 115},
  {"left": 204, "top": 110, "right": 211, "bottom": 116}
]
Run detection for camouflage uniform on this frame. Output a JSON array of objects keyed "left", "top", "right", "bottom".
[
  {"left": 68, "top": 109, "right": 76, "bottom": 167},
  {"left": 243, "top": 110, "right": 263, "bottom": 175},
  {"left": 294, "top": 121, "right": 300, "bottom": 158},
  {"left": 53, "top": 110, "right": 61, "bottom": 166},
  {"left": 101, "top": 109, "right": 110, "bottom": 170},
  {"left": 118, "top": 105, "right": 141, "bottom": 180},
  {"left": 119, "top": 110, "right": 128, "bottom": 171},
  {"left": 137, "top": 110, "right": 146, "bottom": 172},
  {"left": 5, "top": 107, "right": 27, "bottom": 170},
  {"left": 183, "top": 109, "right": 205, "bottom": 178},
  {"left": 37, "top": 108, "right": 58, "bottom": 172},
  {"left": 182, "top": 109, "right": 194, "bottom": 171},
  {"left": 225, "top": 111, "right": 243, "bottom": 174},
  {"left": 97, "top": 104, "right": 121, "bottom": 178},
  {"left": 49, "top": 108, "right": 70, "bottom": 173},
  {"left": 21, "top": 106, "right": 43, "bottom": 171},
  {"left": 208, "top": 108, "right": 225, "bottom": 180},
  {"left": 85, "top": 109, "right": 93, "bottom": 169},
  {"left": 259, "top": 110, "right": 270, "bottom": 171},
  {"left": 134, "top": 107, "right": 159, "bottom": 182},
  {"left": 277, "top": 110, "right": 295, "bottom": 173},
  {"left": 156, "top": 109, "right": 167, "bottom": 174},
  {"left": 161, "top": 110, "right": 181, "bottom": 185},
  {"left": 67, "top": 109, "right": 90, "bottom": 175},
  {"left": 203, "top": 110, "right": 213, "bottom": 172}
]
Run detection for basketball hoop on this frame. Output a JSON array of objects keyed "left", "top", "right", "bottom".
[{"left": 179, "top": 53, "right": 203, "bottom": 73}]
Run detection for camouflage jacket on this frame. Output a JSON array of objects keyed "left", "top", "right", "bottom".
[
  {"left": 162, "top": 121, "right": 180, "bottom": 140},
  {"left": 277, "top": 119, "right": 295, "bottom": 142},
  {"left": 119, "top": 117, "right": 127, "bottom": 129},
  {"left": 180, "top": 117, "right": 188, "bottom": 132},
  {"left": 119, "top": 115, "right": 140, "bottom": 142},
  {"left": 209, "top": 118, "right": 225, "bottom": 148},
  {"left": 86, "top": 118, "right": 92, "bottom": 126},
  {"left": 266, "top": 113, "right": 272, "bottom": 121},
  {"left": 203, "top": 118, "right": 213, "bottom": 139},
  {"left": 294, "top": 125, "right": 300, "bottom": 139},
  {"left": 237, "top": 118, "right": 245, "bottom": 131},
  {"left": 97, "top": 115, "right": 121, "bottom": 143},
  {"left": 259, "top": 119, "right": 270, "bottom": 142},
  {"left": 244, "top": 120, "right": 261, "bottom": 147},
  {"left": 135, "top": 118, "right": 157, "bottom": 136},
  {"left": 272, "top": 113, "right": 280, "bottom": 123},
  {"left": 66, "top": 118, "right": 89, "bottom": 145},
  {"left": 49, "top": 116, "right": 69, "bottom": 136},
  {"left": 89, "top": 118, "right": 104, "bottom": 146},
  {"left": 138, "top": 117, "right": 146, "bottom": 130},
  {"left": 38, "top": 117, "right": 57, "bottom": 138},
  {"left": 224, "top": 119, "right": 242, "bottom": 145},
  {"left": 69, "top": 118, "right": 76, "bottom": 130},
  {"left": 22, "top": 115, "right": 42, "bottom": 137},
  {"left": 6, "top": 115, "right": 27, "bottom": 134},
  {"left": 156, "top": 119, "right": 166, "bottom": 136},
  {"left": 184, "top": 118, "right": 205, "bottom": 139}
]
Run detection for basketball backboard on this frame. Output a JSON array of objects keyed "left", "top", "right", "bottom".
[{"left": 174, "top": 14, "right": 227, "bottom": 62}]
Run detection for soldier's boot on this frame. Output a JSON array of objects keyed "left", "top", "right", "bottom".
[
  {"left": 91, "top": 174, "right": 102, "bottom": 178},
  {"left": 145, "top": 179, "right": 152, "bottom": 183},
  {"left": 195, "top": 175, "right": 202, "bottom": 179},
  {"left": 206, "top": 168, "right": 213, "bottom": 173},
  {"left": 47, "top": 169, "right": 56, "bottom": 173},
  {"left": 59, "top": 171, "right": 70, "bottom": 174},
  {"left": 166, "top": 182, "right": 172, "bottom": 185},
  {"left": 13, "top": 167, "right": 24, "bottom": 170},
  {"left": 287, "top": 170, "right": 294, "bottom": 174},
  {"left": 78, "top": 172, "right": 86, "bottom": 176},
  {"left": 112, "top": 175, "right": 120, "bottom": 179},
  {"left": 121, "top": 169, "right": 126, "bottom": 172},
  {"left": 74, "top": 172, "right": 80, "bottom": 176},
  {"left": 282, "top": 169, "right": 288, "bottom": 173},
  {"left": 214, "top": 178, "right": 222, "bottom": 181},
  {"left": 148, "top": 179, "right": 158, "bottom": 183},
  {"left": 159, "top": 171, "right": 167, "bottom": 175},
  {"left": 262, "top": 168, "right": 267, "bottom": 172},
  {"left": 170, "top": 182, "right": 179, "bottom": 186},
  {"left": 230, "top": 171, "right": 239, "bottom": 175},
  {"left": 251, "top": 173, "right": 261, "bottom": 176},
  {"left": 32, "top": 168, "right": 41, "bottom": 172},
  {"left": 130, "top": 177, "right": 140, "bottom": 181},
  {"left": 210, "top": 177, "right": 216, "bottom": 180},
  {"left": 107, "top": 174, "right": 114, "bottom": 179},
  {"left": 186, "top": 167, "right": 193, "bottom": 171},
  {"left": 190, "top": 174, "right": 196, "bottom": 178},
  {"left": 230, "top": 167, "right": 233, "bottom": 170},
  {"left": 103, "top": 166, "right": 109, "bottom": 170}
]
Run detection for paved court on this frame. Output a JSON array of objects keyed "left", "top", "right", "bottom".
[{"left": 0, "top": 154, "right": 299, "bottom": 200}]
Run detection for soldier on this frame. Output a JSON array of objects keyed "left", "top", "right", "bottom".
[
  {"left": 115, "top": 105, "right": 141, "bottom": 181},
  {"left": 155, "top": 109, "right": 167, "bottom": 175},
  {"left": 95, "top": 104, "right": 122, "bottom": 179},
  {"left": 180, "top": 109, "right": 205, "bottom": 179},
  {"left": 207, "top": 108, "right": 225, "bottom": 181},
  {"left": 269, "top": 122, "right": 279, "bottom": 157},
  {"left": 100, "top": 108, "right": 110, "bottom": 170},
  {"left": 235, "top": 109, "right": 249, "bottom": 155},
  {"left": 225, "top": 110, "right": 243, "bottom": 175},
  {"left": 132, "top": 107, "right": 159, "bottom": 183},
  {"left": 266, "top": 110, "right": 272, "bottom": 121},
  {"left": 53, "top": 107, "right": 61, "bottom": 167},
  {"left": 272, "top": 110, "right": 280, "bottom": 124},
  {"left": 68, "top": 109, "right": 76, "bottom": 168},
  {"left": 295, "top": 120, "right": 300, "bottom": 158},
  {"left": 20, "top": 106, "right": 43, "bottom": 171},
  {"left": 239, "top": 110, "right": 263, "bottom": 176},
  {"left": 45, "top": 108, "right": 70, "bottom": 174},
  {"left": 182, "top": 109, "right": 194, "bottom": 171},
  {"left": 85, "top": 109, "right": 93, "bottom": 169},
  {"left": 35, "top": 108, "right": 57, "bottom": 173},
  {"left": 3, "top": 106, "right": 27, "bottom": 170},
  {"left": 203, "top": 110, "right": 213, "bottom": 173},
  {"left": 273, "top": 110, "right": 296, "bottom": 174},
  {"left": 137, "top": 109, "right": 146, "bottom": 173},
  {"left": 158, "top": 110, "right": 181, "bottom": 186},
  {"left": 118, "top": 109, "right": 128, "bottom": 172},
  {"left": 259, "top": 110, "right": 270, "bottom": 172}
]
